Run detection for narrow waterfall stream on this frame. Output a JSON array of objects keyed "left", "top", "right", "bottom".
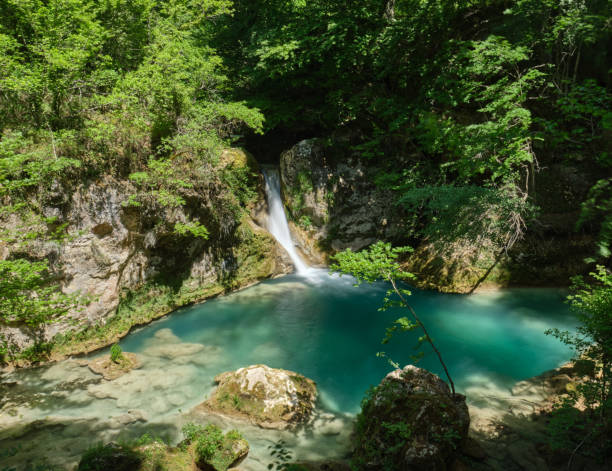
[{"left": 262, "top": 169, "right": 309, "bottom": 274}]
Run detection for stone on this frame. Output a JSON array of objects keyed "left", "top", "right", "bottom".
[
  {"left": 187, "top": 425, "right": 249, "bottom": 471},
  {"left": 1, "top": 151, "right": 293, "bottom": 357},
  {"left": 460, "top": 436, "right": 486, "bottom": 460},
  {"left": 201, "top": 364, "right": 317, "bottom": 430},
  {"left": 91, "top": 221, "right": 113, "bottom": 237},
  {"left": 352, "top": 365, "right": 469, "bottom": 471},
  {"left": 87, "top": 352, "right": 141, "bottom": 380},
  {"left": 77, "top": 442, "right": 142, "bottom": 471},
  {"left": 278, "top": 138, "right": 408, "bottom": 263}
]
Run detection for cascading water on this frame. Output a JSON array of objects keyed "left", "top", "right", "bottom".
[{"left": 262, "top": 168, "right": 309, "bottom": 274}]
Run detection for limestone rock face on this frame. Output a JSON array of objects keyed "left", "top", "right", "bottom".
[
  {"left": 352, "top": 365, "right": 469, "bottom": 471},
  {"left": 202, "top": 364, "right": 317, "bottom": 429},
  {"left": 279, "top": 139, "right": 408, "bottom": 263},
  {"left": 1, "top": 149, "right": 292, "bottom": 353}
]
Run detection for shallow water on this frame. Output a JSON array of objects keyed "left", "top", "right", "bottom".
[{"left": 0, "top": 270, "right": 576, "bottom": 470}]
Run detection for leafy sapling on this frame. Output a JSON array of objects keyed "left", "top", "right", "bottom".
[
  {"left": 110, "top": 344, "right": 124, "bottom": 364},
  {"left": 330, "top": 241, "right": 456, "bottom": 395}
]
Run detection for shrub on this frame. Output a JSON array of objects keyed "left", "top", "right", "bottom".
[
  {"left": 110, "top": 344, "right": 123, "bottom": 364},
  {"left": 546, "top": 266, "right": 612, "bottom": 461},
  {"left": 181, "top": 422, "right": 247, "bottom": 470},
  {"left": 194, "top": 424, "right": 224, "bottom": 461}
]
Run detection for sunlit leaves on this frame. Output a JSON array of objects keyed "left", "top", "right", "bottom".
[{"left": 330, "top": 241, "right": 414, "bottom": 285}]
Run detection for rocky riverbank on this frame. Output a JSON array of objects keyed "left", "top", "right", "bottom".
[{"left": 1, "top": 149, "right": 292, "bottom": 367}]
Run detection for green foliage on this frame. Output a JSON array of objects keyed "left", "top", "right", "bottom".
[
  {"left": 194, "top": 425, "right": 224, "bottom": 461},
  {"left": 174, "top": 221, "right": 210, "bottom": 239},
  {"left": 110, "top": 344, "right": 123, "bottom": 364},
  {"left": 266, "top": 439, "right": 293, "bottom": 471},
  {"left": 578, "top": 177, "right": 612, "bottom": 258},
  {"left": 221, "top": 163, "right": 258, "bottom": 207},
  {"left": 546, "top": 266, "right": 612, "bottom": 461},
  {"left": 0, "top": 259, "right": 81, "bottom": 362},
  {"left": 330, "top": 241, "right": 413, "bottom": 286},
  {"left": 181, "top": 422, "right": 246, "bottom": 471},
  {"left": 219, "top": 0, "right": 610, "bottom": 259},
  {"left": 1, "top": 0, "right": 268, "bottom": 360},
  {"left": 297, "top": 215, "right": 312, "bottom": 230},
  {"left": 181, "top": 423, "right": 225, "bottom": 460},
  {"left": 331, "top": 241, "right": 455, "bottom": 394}
]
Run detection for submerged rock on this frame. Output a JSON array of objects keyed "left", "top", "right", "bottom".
[
  {"left": 87, "top": 352, "right": 141, "bottom": 380},
  {"left": 352, "top": 365, "right": 469, "bottom": 471},
  {"left": 201, "top": 364, "right": 317, "bottom": 430}
]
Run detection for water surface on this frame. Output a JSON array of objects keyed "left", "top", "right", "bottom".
[
  {"left": 0, "top": 270, "right": 576, "bottom": 469},
  {"left": 120, "top": 270, "right": 575, "bottom": 413}
]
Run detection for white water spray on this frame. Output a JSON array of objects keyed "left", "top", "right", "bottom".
[{"left": 262, "top": 169, "right": 309, "bottom": 274}]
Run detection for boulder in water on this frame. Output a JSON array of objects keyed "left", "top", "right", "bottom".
[
  {"left": 87, "top": 352, "right": 141, "bottom": 380},
  {"left": 352, "top": 365, "right": 469, "bottom": 471},
  {"left": 201, "top": 364, "right": 317, "bottom": 429}
]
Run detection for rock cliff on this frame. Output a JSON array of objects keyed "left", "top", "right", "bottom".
[
  {"left": 1, "top": 149, "right": 292, "bottom": 358},
  {"left": 279, "top": 139, "right": 409, "bottom": 264},
  {"left": 279, "top": 139, "right": 595, "bottom": 292}
]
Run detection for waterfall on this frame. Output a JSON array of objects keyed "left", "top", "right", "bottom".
[{"left": 262, "top": 169, "right": 309, "bottom": 274}]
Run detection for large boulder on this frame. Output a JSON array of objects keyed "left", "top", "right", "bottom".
[
  {"left": 202, "top": 364, "right": 317, "bottom": 429},
  {"left": 352, "top": 365, "right": 469, "bottom": 471}
]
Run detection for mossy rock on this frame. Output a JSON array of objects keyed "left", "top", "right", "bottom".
[
  {"left": 202, "top": 364, "right": 317, "bottom": 429},
  {"left": 182, "top": 423, "right": 249, "bottom": 471},
  {"left": 137, "top": 441, "right": 194, "bottom": 471},
  {"left": 220, "top": 148, "right": 258, "bottom": 170},
  {"left": 88, "top": 352, "right": 141, "bottom": 380},
  {"left": 352, "top": 365, "right": 469, "bottom": 471},
  {"left": 77, "top": 443, "right": 142, "bottom": 471},
  {"left": 194, "top": 436, "right": 249, "bottom": 471}
]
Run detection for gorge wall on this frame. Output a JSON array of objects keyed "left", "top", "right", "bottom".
[
  {"left": 278, "top": 138, "right": 597, "bottom": 293},
  {"left": 0, "top": 150, "right": 291, "bottom": 357}
]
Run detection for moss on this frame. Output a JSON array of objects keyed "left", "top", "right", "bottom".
[
  {"left": 206, "top": 367, "right": 316, "bottom": 428},
  {"left": 50, "top": 279, "right": 225, "bottom": 360},
  {"left": 77, "top": 443, "right": 142, "bottom": 471},
  {"left": 182, "top": 423, "right": 248, "bottom": 471},
  {"left": 139, "top": 446, "right": 193, "bottom": 471},
  {"left": 226, "top": 219, "right": 280, "bottom": 289},
  {"left": 404, "top": 240, "right": 513, "bottom": 293},
  {"left": 352, "top": 377, "right": 466, "bottom": 471},
  {"left": 285, "top": 169, "right": 314, "bottom": 221}
]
